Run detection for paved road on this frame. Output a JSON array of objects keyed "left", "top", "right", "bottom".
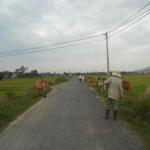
[{"left": 0, "top": 78, "right": 144, "bottom": 150}]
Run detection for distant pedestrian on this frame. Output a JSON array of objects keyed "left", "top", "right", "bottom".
[
  {"left": 81, "top": 75, "right": 84, "bottom": 82},
  {"left": 104, "top": 71, "right": 123, "bottom": 120},
  {"left": 79, "top": 75, "right": 82, "bottom": 82}
]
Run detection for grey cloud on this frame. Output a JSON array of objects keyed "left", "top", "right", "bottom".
[{"left": 0, "top": 0, "right": 150, "bottom": 72}]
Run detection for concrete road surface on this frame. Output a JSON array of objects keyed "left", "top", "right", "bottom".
[{"left": 0, "top": 78, "right": 144, "bottom": 150}]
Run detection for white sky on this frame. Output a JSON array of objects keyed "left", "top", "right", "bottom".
[{"left": 0, "top": 0, "right": 150, "bottom": 73}]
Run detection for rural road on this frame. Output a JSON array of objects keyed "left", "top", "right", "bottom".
[{"left": 0, "top": 78, "right": 144, "bottom": 150}]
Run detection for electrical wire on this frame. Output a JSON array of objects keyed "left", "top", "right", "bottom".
[
  {"left": 109, "top": 11, "right": 150, "bottom": 37},
  {"left": 0, "top": 33, "right": 104, "bottom": 55},
  {"left": 0, "top": 38, "right": 105, "bottom": 58},
  {"left": 109, "top": 2, "right": 150, "bottom": 34}
]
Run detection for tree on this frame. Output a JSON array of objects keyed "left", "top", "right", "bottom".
[
  {"left": 15, "top": 66, "right": 28, "bottom": 77},
  {"left": 30, "top": 70, "right": 39, "bottom": 77},
  {"left": 0, "top": 71, "right": 13, "bottom": 79}
]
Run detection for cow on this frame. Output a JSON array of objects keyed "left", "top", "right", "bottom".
[
  {"left": 97, "top": 77, "right": 107, "bottom": 94},
  {"left": 85, "top": 76, "right": 98, "bottom": 86},
  {"left": 33, "top": 80, "right": 48, "bottom": 98},
  {"left": 90, "top": 77, "right": 98, "bottom": 86},
  {"left": 122, "top": 80, "right": 131, "bottom": 95},
  {"left": 145, "top": 86, "right": 150, "bottom": 97}
]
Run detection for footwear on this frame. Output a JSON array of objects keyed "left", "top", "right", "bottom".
[
  {"left": 113, "top": 111, "right": 118, "bottom": 121},
  {"left": 104, "top": 109, "right": 110, "bottom": 119}
]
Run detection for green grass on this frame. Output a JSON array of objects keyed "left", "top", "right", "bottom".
[
  {"left": 0, "top": 76, "right": 69, "bottom": 131},
  {"left": 0, "top": 93, "right": 39, "bottom": 131},
  {"left": 118, "top": 95, "right": 150, "bottom": 150},
  {"left": 0, "top": 77, "right": 58, "bottom": 97},
  {"left": 123, "top": 74, "right": 150, "bottom": 96}
]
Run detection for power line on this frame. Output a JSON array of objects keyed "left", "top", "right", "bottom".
[
  {"left": 0, "top": 33, "right": 104, "bottom": 55},
  {"left": 109, "top": 11, "right": 150, "bottom": 37},
  {"left": 0, "top": 2, "right": 149, "bottom": 58},
  {"left": 109, "top": 2, "right": 150, "bottom": 34},
  {"left": 0, "top": 38, "right": 105, "bottom": 58}
]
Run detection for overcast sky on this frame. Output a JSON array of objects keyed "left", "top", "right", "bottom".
[{"left": 0, "top": 0, "right": 150, "bottom": 73}]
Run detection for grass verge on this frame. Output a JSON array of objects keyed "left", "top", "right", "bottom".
[
  {"left": 0, "top": 93, "right": 39, "bottom": 132},
  {"left": 118, "top": 95, "right": 150, "bottom": 150}
]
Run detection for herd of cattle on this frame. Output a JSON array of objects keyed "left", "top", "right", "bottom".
[
  {"left": 85, "top": 76, "right": 137, "bottom": 95},
  {"left": 85, "top": 76, "right": 150, "bottom": 96},
  {"left": 31, "top": 77, "right": 150, "bottom": 98}
]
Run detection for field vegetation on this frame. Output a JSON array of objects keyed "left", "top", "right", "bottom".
[{"left": 0, "top": 76, "right": 68, "bottom": 131}]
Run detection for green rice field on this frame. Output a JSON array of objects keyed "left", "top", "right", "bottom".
[
  {"left": 0, "top": 77, "right": 57, "bottom": 97},
  {"left": 123, "top": 74, "right": 150, "bottom": 96}
]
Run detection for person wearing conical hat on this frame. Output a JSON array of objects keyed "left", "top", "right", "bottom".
[{"left": 104, "top": 71, "right": 124, "bottom": 120}]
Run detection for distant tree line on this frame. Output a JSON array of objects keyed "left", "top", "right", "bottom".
[
  {"left": 0, "top": 66, "right": 69, "bottom": 80},
  {"left": 1, "top": 66, "right": 149, "bottom": 80},
  {"left": 0, "top": 66, "right": 40, "bottom": 80}
]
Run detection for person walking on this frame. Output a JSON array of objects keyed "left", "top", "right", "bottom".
[
  {"left": 79, "top": 75, "right": 82, "bottom": 82},
  {"left": 104, "top": 71, "right": 123, "bottom": 120},
  {"left": 81, "top": 75, "right": 84, "bottom": 82}
]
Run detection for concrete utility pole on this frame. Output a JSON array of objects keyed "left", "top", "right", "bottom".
[{"left": 105, "top": 32, "right": 110, "bottom": 77}]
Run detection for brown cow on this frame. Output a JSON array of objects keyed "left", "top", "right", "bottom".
[
  {"left": 145, "top": 86, "right": 150, "bottom": 97},
  {"left": 34, "top": 80, "right": 48, "bottom": 98},
  {"left": 85, "top": 76, "right": 98, "bottom": 86},
  {"left": 122, "top": 80, "right": 131, "bottom": 95},
  {"left": 97, "top": 77, "right": 107, "bottom": 94}
]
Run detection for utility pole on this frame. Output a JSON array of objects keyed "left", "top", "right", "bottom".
[{"left": 105, "top": 32, "right": 110, "bottom": 77}]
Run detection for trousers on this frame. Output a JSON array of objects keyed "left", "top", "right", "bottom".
[{"left": 106, "top": 98, "right": 119, "bottom": 111}]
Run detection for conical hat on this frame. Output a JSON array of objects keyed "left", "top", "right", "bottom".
[{"left": 112, "top": 71, "right": 121, "bottom": 77}]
